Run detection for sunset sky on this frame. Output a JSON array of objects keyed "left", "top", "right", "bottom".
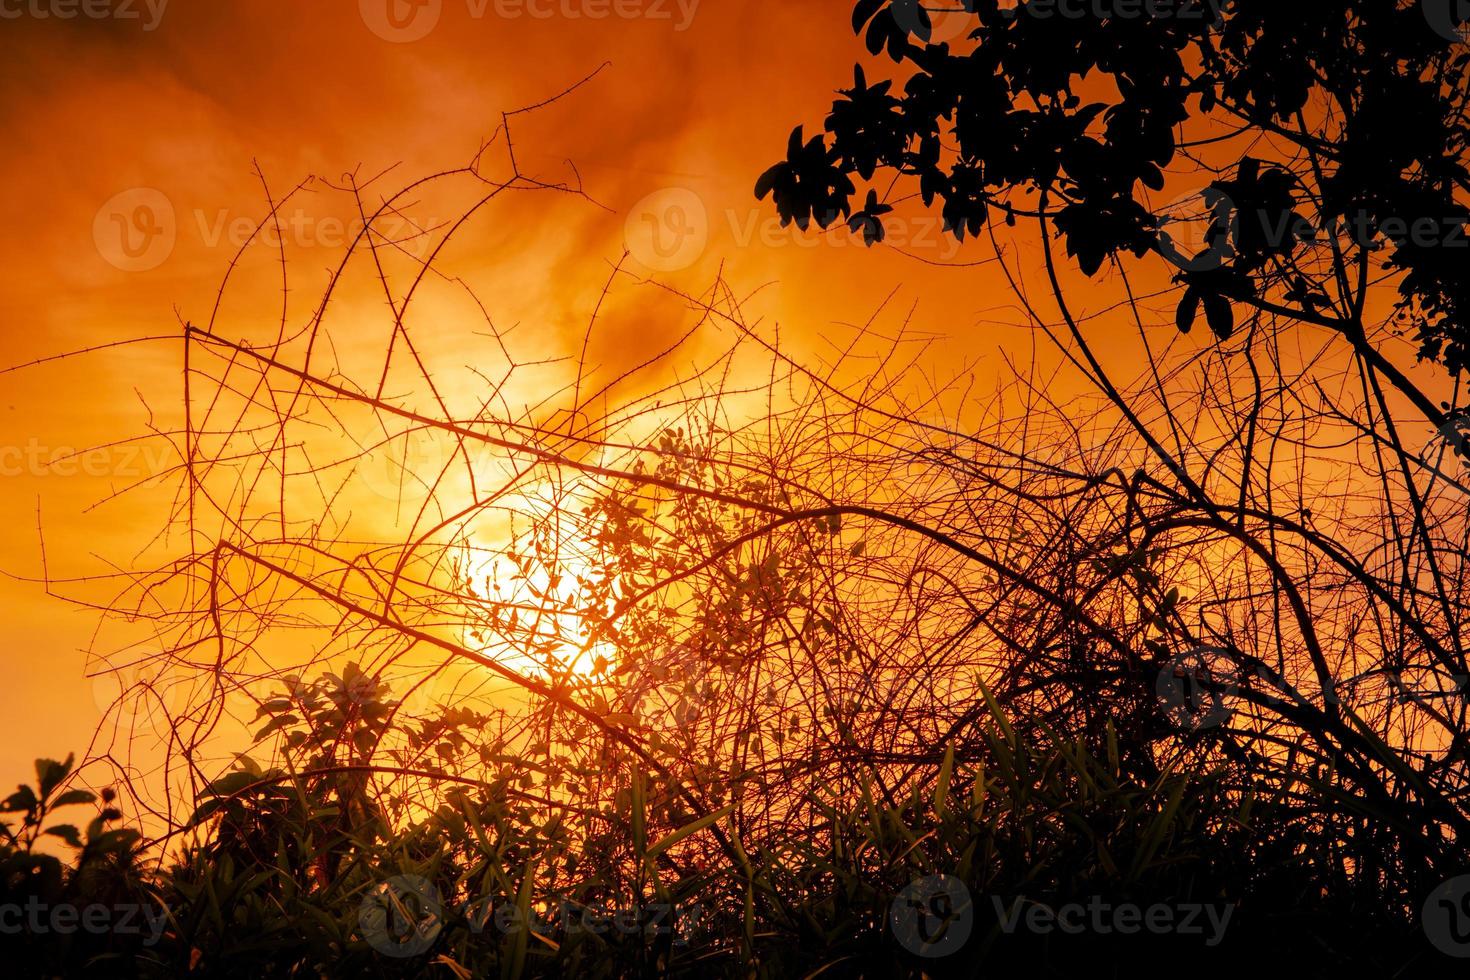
[
  {"left": 2, "top": 6, "right": 1464, "bottom": 972},
  {"left": 0, "top": 0, "right": 1205, "bottom": 783},
  {"left": 0, "top": 2, "right": 928, "bottom": 777}
]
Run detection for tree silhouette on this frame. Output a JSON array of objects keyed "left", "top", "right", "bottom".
[
  {"left": 9, "top": 18, "right": 1470, "bottom": 972},
  {"left": 759, "top": 1, "right": 1470, "bottom": 416},
  {"left": 754, "top": 0, "right": 1470, "bottom": 945}
]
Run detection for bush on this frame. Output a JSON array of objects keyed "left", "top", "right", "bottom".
[{"left": 0, "top": 675, "right": 1441, "bottom": 978}]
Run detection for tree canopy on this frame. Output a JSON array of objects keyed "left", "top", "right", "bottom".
[{"left": 758, "top": 1, "right": 1470, "bottom": 385}]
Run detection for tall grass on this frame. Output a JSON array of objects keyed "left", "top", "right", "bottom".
[{"left": 1, "top": 668, "right": 1439, "bottom": 977}]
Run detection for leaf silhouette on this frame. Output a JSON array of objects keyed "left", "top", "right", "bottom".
[
  {"left": 1202, "top": 292, "right": 1235, "bottom": 340},
  {"left": 1176, "top": 286, "right": 1202, "bottom": 335}
]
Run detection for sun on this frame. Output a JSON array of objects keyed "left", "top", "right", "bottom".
[{"left": 457, "top": 535, "right": 619, "bottom": 682}]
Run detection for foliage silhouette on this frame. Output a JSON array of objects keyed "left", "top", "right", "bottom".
[
  {"left": 758, "top": 1, "right": 1470, "bottom": 391},
  {"left": 8, "top": 33, "right": 1470, "bottom": 974},
  {"left": 750, "top": 0, "right": 1470, "bottom": 967},
  {"left": 0, "top": 696, "right": 1439, "bottom": 976}
]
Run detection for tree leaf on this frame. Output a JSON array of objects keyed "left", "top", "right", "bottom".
[
  {"left": 43, "top": 824, "right": 82, "bottom": 847},
  {"left": 647, "top": 804, "right": 735, "bottom": 860},
  {"left": 50, "top": 790, "right": 95, "bottom": 809},
  {"left": 1202, "top": 291, "right": 1235, "bottom": 340},
  {"left": 1175, "top": 286, "right": 1201, "bottom": 334}
]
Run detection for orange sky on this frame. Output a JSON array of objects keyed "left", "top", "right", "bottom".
[
  {"left": 0, "top": 1, "right": 1283, "bottom": 789},
  {"left": 0, "top": 1, "right": 1023, "bottom": 785}
]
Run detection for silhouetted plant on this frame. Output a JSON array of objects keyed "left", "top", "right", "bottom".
[
  {"left": 13, "top": 38, "right": 1469, "bottom": 974},
  {"left": 759, "top": 1, "right": 1470, "bottom": 398}
]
